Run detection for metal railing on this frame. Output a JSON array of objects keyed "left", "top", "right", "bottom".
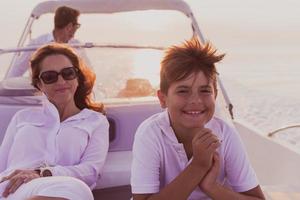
[{"left": 268, "top": 124, "right": 300, "bottom": 137}]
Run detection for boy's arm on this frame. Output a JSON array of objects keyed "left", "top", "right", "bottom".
[
  {"left": 205, "top": 184, "right": 265, "bottom": 199},
  {"left": 133, "top": 163, "right": 209, "bottom": 200},
  {"left": 199, "top": 153, "right": 265, "bottom": 200}
]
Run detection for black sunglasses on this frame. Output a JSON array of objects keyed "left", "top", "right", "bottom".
[{"left": 39, "top": 67, "right": 78, "bottom": 84}]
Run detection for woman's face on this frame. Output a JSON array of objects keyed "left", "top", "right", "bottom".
[{"left": 37, "top": 54, "right": 79, "bottom": 106}]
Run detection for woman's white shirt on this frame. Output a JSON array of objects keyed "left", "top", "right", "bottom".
[{"left": 0, "top": 99, "right": 109, "bottom": 189}]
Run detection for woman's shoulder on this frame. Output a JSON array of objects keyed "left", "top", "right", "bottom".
[
  {"left": 77, "top": 108, "right": 109, "bottom": 128},
  {"left": 5, "top": 106, "right": 49, "bottom": 129},
  {"left": 82, "top": 109, "right": 108, "bottom": 121},
  {"left": 14, "top": 106, "right": 45, "bottom": 122},
  {"left": 67, "top": 109, "right": 109, "bottom": 137}
]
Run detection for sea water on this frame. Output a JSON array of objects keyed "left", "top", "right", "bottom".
[{"left": 218, "top": 46, "right": 300, "bottom": 146}]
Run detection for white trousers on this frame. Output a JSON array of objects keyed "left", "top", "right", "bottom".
[{"left": 0, "top": 176, "right": 93, "bottom": 200}]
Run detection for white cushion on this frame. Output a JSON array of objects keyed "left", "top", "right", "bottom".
[
  {"left": 1, "top": 77, "right": 34, "bottom": 90},
  {"left": 96, "top": 151, "right": 132, "bottom": 189}
]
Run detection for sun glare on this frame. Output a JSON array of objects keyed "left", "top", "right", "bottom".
[{"left": 132, "top": 50, "right": 163, "bottom": 87}]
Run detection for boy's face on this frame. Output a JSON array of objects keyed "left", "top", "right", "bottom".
[{"left": 158, "top": 71, "right": 216, "bottom": 131}]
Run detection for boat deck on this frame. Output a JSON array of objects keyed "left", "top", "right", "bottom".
[{"left": 263, "top": 185, "right": 300, "bottom": 200}]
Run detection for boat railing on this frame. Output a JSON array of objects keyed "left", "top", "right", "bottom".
[
  {"left": 217, "top": 76, "right": 234, "bottom": 120},
  {"left": 0, "top": 42, "right": 235, "bottom": 122},
  {"left": 268, "top": 124, "right": 300, "bottom": 137},
  {"left": 0, "top": 43, "right": 165, "bottom": 55}
]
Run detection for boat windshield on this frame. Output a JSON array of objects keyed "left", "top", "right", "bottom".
[
  {"left": 1, "top": 10, "right": 193, "bottom": 103},
  {"left": 86, "top": 47, "right": 162, "bottom": 102},
  {"left": 30, "top": 10, "right": 192, "bottom": 47}
]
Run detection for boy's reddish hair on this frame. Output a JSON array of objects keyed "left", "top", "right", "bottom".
[{"left": 160, "top": 37, "right": 225, "bottom": 96}]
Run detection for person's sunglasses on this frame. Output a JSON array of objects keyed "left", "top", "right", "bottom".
[{"left": 39, "top": 67, "right": 78, "bottom": 84}]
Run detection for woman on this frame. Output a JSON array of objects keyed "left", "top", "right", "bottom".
[{"left": 0, "top": 43, "right": 109, "bottom": 200}]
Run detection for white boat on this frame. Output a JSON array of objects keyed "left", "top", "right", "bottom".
[{"left": 0, "top": 0, "right": 300, "bottom": 199}]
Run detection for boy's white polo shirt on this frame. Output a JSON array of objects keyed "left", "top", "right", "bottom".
[{"left": 131, "top": 110, "right": 258, "bottom": 199}]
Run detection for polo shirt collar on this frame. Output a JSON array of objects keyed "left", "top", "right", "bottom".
[
  {"left": 157, "top": 109, "right": 180, "bottom": 144},
  {"left": 42, "top": 98, "right": 91, "bottom": 123},
  {"left": 63, "top": 108, "right": 90, "bottom": 122}
]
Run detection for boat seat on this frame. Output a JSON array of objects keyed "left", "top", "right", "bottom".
[
  {"left": 0, "top": 77, "right": 38, "bottom": 96},
  {"left": 96, "top": 151, "right": 132, "bottom": 189}
]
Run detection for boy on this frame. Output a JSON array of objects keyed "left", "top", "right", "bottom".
[{"left": 131, "top": 38, "right": 265, "bottom": 200}]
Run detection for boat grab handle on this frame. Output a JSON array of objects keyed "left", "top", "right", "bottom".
[{"left": 268, "top": 124, "right": 300, "bottom": 137}]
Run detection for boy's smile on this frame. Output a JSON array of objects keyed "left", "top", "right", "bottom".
[{"left": 158, "top": 71, "right": 216, "bottom": 134}]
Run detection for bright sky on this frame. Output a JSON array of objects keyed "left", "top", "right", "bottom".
[{"left": 1, "top": 0, "right": 299, "bottom": 48}]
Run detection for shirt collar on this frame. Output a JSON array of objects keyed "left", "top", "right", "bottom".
[
  {"left": 63, "top": 108, "right": 91, "bottom": 122},
  {"left": 42, "top": 97, "right": 91, "bottom": 123},
  {"left": 157, "top": 109, "right": 180, "bottom": 144}
]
